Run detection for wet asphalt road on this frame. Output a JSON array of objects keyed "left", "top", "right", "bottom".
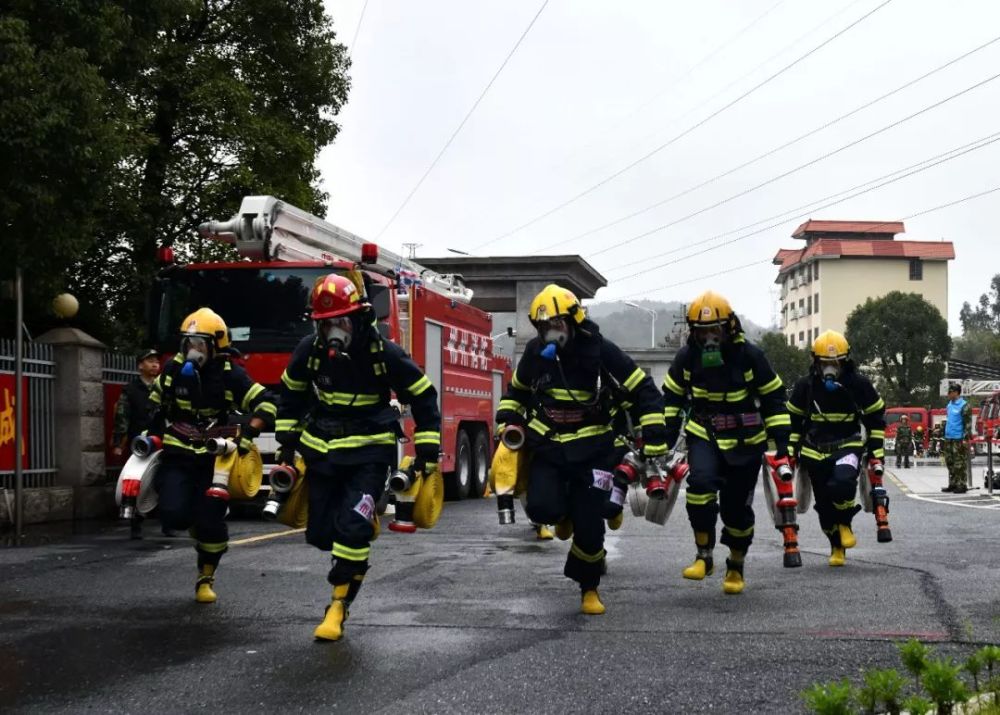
[{"left": 2, "top": 470, "right": 1000, "bottom": 714}]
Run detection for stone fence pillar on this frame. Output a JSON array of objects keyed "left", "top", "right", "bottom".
[{"left": 37, "top": 327, "right": 112, "bottom": 518}]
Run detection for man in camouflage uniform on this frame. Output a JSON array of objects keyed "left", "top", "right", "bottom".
[
  {"left": 894, "top": 415, "right": 914, "bottom": 469},
  {"left": 942, "top": 383, "right": 972, "bottom": 493}
]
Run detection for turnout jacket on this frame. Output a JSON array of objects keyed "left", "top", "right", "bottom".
[
  {"left": 276, "top": 328, "right": 441, "bottom": 466},
  {"left": 786, "top": 366, "right": 886, "bottom": 461},
  {"left": 662, "top": 335, "right": 791, "bottom": 459},
  {"left": 149, "top": 354, "right": 277, "bottom": 455},
  {"left": 496, "top": 320, "right": 666, "bottom": 463}
]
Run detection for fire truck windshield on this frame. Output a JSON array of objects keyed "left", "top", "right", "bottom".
[{"left": 152, "top": 266, "right": 338, "bottom": 353}]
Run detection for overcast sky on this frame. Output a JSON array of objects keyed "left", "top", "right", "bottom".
[{"left": 319, "top": 0, "right": 1000, "bottom": 333}]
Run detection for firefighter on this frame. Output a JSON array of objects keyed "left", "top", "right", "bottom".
[
  {"left": 275, "top": 273, "right": 441, "bottom": 642},
  {"left": 663, "top": 291, "right": 791, "bottom": 594},
  {"left": 495, "top": 284, "right": 667, "bottom": 615},
  {"left": 786, "top": 331, "right": 886, "bottom": 567},
  {"left": 914, "top": 425, "right": 925, "bottom": 458},
  {"left": 147, "top": 308, "right": 276, "bottom": 602}
]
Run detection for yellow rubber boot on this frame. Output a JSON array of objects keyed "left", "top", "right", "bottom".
[
  {"left": 722, "top": 553, "right": 745, "bottom": 595},
  {"left": 554, "top": 518, "right": 574, "bottom": 541},
  {"left": 838, "top": 524, "right": 857, "bottom": 549},
  {"left": 314, "top": 584, "right": 351, "bottom": 642},
  {"left": 682, "top": 531, "right": 714, "bottom": 580},
  {"left": 607, "top": 511, "right": 624, "bottom": 531},
  {"left": 195, "top": 565, "right": 217, "bottom": 604},
  {"left": 581, "top": 589, "right": 605, "bottom": 615},
  {"left": 829, "top": 546, "right": 846, "bottom": 567},
  {"left": 534, "top": 524, "right": 554, "bottom": 540}
]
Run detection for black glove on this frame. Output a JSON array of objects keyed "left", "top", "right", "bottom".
[
  {"left": 414, "top": 444, "right": 440, "bottom": 475},
  {"left": 237, "top": 437, "right": 253, "bottom": 457},
  {"left": 242, "top": 422, "right": 261, "bottom": 440},
  {"left": 274, "top": 445, "right": 297, "bottom": 467}
]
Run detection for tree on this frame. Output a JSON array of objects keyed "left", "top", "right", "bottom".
[
  {"left": 4, "top": 0, "right": 351, "bottom": 346},
  {"left": 0, "top": 3, "right": 129, "bottom": 336},
  {"left": 758, "top": 332, "right": 811, "bottom": 390},
  {"left": 845, "top": 292, "right": 951, "bottom": 406},
  {"left": 959, "top": 274, "right": 1000, "bottom": 333},
  {"left": 951, "top": 330, "right": 1000, "bottom": 368}
]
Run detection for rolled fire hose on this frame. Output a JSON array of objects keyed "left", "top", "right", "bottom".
[
  {"left": 277, "top": 456, "right": 309, "bottom": 529},
  {"left": 116, "top": 451, "right": 162, "bottom": 516},
  {"left": 227, "top": 443, "right": 263, "bottom": 500}
]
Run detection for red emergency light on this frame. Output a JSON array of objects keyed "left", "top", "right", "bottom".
[
  {"left": 360, "top": 243, "right": 379, "bottom": 264},
  {"left": 156, "top": 246, "right": 175, "bottom": 264}
]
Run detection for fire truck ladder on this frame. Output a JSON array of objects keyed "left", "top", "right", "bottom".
[{"left": 197, "top": 195, "right": 473, "bottom": 303}]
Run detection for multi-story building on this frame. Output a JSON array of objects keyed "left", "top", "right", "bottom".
[{"left": 773, "top": 220, "right": 954, "bottom": 348}]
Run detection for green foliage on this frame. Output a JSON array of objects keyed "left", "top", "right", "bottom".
[
  {"left": 951, "top": 329, "right": 1000, "bottom": 368},
  {"left": 758, "top": 331, "right": 812, "bottom": 391},
  {"left": 901, "top": 694, "right": 934, "bottom": 715},
  {"left": 898, "top": 638, "right": 932, "bottom": 687},
  {"left": 3, "top": 0, "right": 351, "bottom": 347},
  {"left": 802, "top": 679, "right": 855, "bottom": 715},
  {"left": 845, "top": 292, "right": 950, "bottom": 407},
  {"left": 859, "top": 668, "right": 905, "bottom": 715},
  {"left": 960, "top": 274, "right": 1000, "bottom": 333},
  {"left": 966, "top": 651, "right": 985, "bottom": 692},
  {"left": 920, "top": 657, "right": 969, "bottom": 714}
]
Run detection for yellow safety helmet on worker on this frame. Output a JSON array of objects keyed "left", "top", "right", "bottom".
[
  {"left": 686, "top": 291, "right": 739, "bottom": 367},
  {"left": 529, "top": 284, "right": 585, "bottom": 351},
  {"left": 812, "top": 330, "right": 850, "bottom": 387}
]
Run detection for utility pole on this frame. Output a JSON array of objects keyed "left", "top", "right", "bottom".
[
  {"left": 14, "top": 266, "right": 23, "bottom": 545},
  {"left": 671, "top": 303, "right": 688, "bottom": 347},
  {"left": 402, "top": 242, "right": 422, "bottom": 259}
]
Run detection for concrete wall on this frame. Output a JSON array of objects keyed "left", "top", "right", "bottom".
[{"left": 782, "top": 257, "right": 948, "bottom": 346}]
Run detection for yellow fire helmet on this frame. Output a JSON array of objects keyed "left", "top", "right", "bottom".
[
  {"left": 180, "top": 307, "right": 230, "bottom": 349},
  {"left": 812, "top": 330, "right": 850, "bottom": 360},
  {"left": 529, "top": 284, "right": 585, "bottom": 325},
  {"left": 687, "top": 291, "right": 734, "bottom": 329}
]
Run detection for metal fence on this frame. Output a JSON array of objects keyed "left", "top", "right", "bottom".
[
  {"left": 0, "top": 340, "right": 56, "bottom": 488},
  {"left": 102, "top": 352, "right": 136, "bottom": 385}
]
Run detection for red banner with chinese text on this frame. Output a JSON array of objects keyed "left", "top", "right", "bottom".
[{"left": 0, "top": 374, "right": 30, "bottom": 470}]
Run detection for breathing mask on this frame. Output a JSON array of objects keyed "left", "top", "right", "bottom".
[
  {"left": 818, "top": 359, "right": 841, "bottom": 392},
  {"left": 180, "top": 336, "right": 211, "bottom": 376},
  {"left": 538, "top": 318, "right": 570, "bottom": 360},
  {"left": 694, "top": 326, "right": 726, "bottom": 368},
  {"left": 319, "top": 317, "right": 352, "bottom": 355}
]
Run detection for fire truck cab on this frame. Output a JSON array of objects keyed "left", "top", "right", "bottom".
[{"left": 147, "top": 196, "right": 511, "bottom": 499}]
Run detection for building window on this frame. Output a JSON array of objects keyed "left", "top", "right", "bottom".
[
  {"left": 909, "top": 259, "right": 923, "bottom": 280},
  {"left": 814, "top": 262, "right": 819, "bottom": 279},
  {"left": 814, "top": 327, "right": 820, "bottom": 339},
  {"left": 799, "top": 331, "right": 805, "bottom": 343},
  {"left": 807, "top": 295, "right": 812, "bottom": 315},
  {"left": 814, "top": 292, "right": 819, "bottom": 313},
  {"left": 789, "top": 334, "right": 795, "bottom": 347}
]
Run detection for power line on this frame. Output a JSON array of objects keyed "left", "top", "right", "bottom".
[
  {"left": 605, "top": 131, "right": 1000, "bottom": 275},
  {"left": 538, "top": 33, "right": 1000, "bottom": 254},
  {"left": 374, "top": 0, "right": 549, "bottom": 241},
  {"left": 348, "top": 0, "right": 370, "bottom": 58},
  {"left": 607, "top": 185, "right": 1000, "bottom": 302},
  {"left": 471, "top": 0, "right": 895, "bottom": 250},
  {"left": 585, "top": 69, "right": 1000, "bottom": 260}
]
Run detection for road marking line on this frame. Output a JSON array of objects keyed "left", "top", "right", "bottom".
[{"left": 230, "top": 528, "right": 305, "bottom": 546}]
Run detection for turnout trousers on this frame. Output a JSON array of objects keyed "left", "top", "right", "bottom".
[
  {"left": 302, "top": 457, "right": 389, "bottom": 586},
  {"left": 801, "top": 448, "right": 863, "bottom": 546},
  {"left": 525, "top": 451, "right": 616, "bottom": 590},
  {"left": 684, "top": 437, "right": 761, "bottom": 553},
  {"left": 154, "top": 453, "right": 228, "bottom": 567}
]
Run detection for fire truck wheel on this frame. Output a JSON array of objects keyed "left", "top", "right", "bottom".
[
  {"left": 447, "top": 429, "right": 474, "bottom": 500},
  {"left": 470, "top": 429, "right": 490, "bottom": 498}
]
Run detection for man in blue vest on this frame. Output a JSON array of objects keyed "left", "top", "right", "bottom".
[{"left": 942, "top": 383, "right": 972, "bottom": 493}]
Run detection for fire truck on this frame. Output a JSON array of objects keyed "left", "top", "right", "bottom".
[{"left": 145, "top": 195, "right": 511, "bottom": 499}]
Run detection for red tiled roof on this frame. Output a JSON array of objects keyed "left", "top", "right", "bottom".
[
  {"left": 792, "top": 219, "right": 905, "bottom": 237},
  {"left": 772, "top": 239, "right": 955, "bottom": 273}
]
